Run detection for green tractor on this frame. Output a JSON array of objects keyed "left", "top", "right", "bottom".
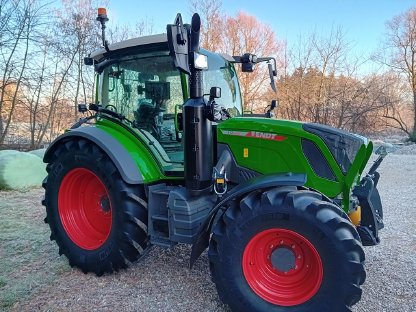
[{"left": 42, "top": 10, "right": 386, "bottom": 312}]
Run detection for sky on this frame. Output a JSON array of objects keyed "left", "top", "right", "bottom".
[{"left": 105, "top": 0, "right": 415, "bottom": 58}]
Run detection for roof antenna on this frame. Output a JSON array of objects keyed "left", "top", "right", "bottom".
[{"left": 96, "top": 8, "right": 110, "bottom": 52}]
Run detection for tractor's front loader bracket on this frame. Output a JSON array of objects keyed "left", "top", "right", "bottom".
[{"left": 353, "top": 172, "right": 384, "bottom": 246}]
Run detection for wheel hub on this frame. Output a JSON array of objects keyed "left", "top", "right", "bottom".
[
  {"left": 270, "top": 247, "right": 296, "bottom": 272},
  {"left": 242, "top": 228, "right": 323, "bottom": 306},
  {"left": 100, "top": 196, "right": 111, "bottom": 213}
]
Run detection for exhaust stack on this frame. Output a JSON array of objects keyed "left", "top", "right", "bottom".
[{"left": 167, "top": 13, "right": 213, "bottom": 196}]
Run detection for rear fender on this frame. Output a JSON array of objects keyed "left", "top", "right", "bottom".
[
  {"left": 44, "top": 127, "right": 143, "bottom": 184},
  {"left": 190, "top": 173, "right": 307, "bottom": 268}
]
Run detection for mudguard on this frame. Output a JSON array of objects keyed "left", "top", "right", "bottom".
[
  {"left": 190, "top": 173, "right": 307, "bottom": 267},
  {"left": 44, "top": 127, "right": 143, "bottom": 184}
]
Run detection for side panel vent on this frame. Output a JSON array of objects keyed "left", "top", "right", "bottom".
[{"left": 302, "top": 139, "right": 337, "bottom": 181}]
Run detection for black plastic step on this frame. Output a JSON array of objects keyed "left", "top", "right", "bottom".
[
  {"left": 150, "top": 236, "right": 176, "bottom": 248},
  {"left": 151, "top": 214, "right": 168, "bottom": 221}
]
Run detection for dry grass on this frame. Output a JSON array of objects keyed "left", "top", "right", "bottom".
[{"left": 0, "top": 189, "right": 70, "bottom": 310}]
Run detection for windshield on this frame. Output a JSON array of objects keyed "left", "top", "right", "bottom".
[{"left": 203, "top": 50, "right": 243, "bottom": 116}]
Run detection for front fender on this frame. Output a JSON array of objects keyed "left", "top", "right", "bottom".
[{"left": 190, "top": 173, "right": 307, "bottom": 268}]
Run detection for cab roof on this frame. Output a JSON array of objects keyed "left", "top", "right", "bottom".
[{"left": 90, "top": 33, "right": 168, "bottom": 62}]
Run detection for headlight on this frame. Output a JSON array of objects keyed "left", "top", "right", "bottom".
[{"left": 194, "top": 52, "right": 208, "bottom": 70}]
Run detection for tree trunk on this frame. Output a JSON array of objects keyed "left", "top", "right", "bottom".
[
  {"left": 74, "top": 52, "right": 81, "bottom": 122},
  {"left": 0, "top": 20, "right": 30, "bottom": 144},
  {"left": 36, "top": 49, "right": 78, "bottom": 146}
]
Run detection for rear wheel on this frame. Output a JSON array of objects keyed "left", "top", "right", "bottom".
[
  {"left": 208, "top": 187, "right": 366, "bottom": 312},
  {"left": 43, "top": 139, "right": 149, "bottom": 275}
]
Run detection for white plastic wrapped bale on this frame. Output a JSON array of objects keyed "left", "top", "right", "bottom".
[
  {"left": 28, "top": 148, "right": 47, "bottom": 159},
  {"left": 0, "top": 150, "right": 47, "bottom": 190}
]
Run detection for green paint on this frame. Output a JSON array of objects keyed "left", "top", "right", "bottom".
[
  {"left": 95, "top": 118, "right": 173, "bottom": 183},
  {"left": 95, "top": 74, "right": 99, "bottom": 104},
  {"left": 217, "top": 117, "right": 370, "bottom": 212},
  {"left": 360, "top": 141, "right": 374, "bottom": 174},
  {"left": 180, "top": 72, "right": 188, "bottom": 101},
  {"left": 343, "top": 145, "right": 367, "bottom": 209}
]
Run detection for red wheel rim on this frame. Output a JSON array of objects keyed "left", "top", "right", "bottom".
[
  {"left": 242, "top": 228, "right": 323, "bottom": 306},
  {"left": 58, "top": 168, "right": 112, "bottom": 250}
]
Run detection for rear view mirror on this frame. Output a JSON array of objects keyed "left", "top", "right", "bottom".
[
  {"left": 84, "top": 57, "right": 93, "bottom": 66},
  {"left": 175, "top": 105, "right": 183, "bottom": 142},
  {"left": 270, "top": 100, "right": 278, "bottom": 110},
  {"left": 209, "top": 87, "right": 221, "bottom": 101},
  {"left": 177, "top": 113, "right": 183, "bottom": 131},
  {"left": 268, "top": 63, "right": 277, "bottom": 93},
  {"left": 265, "top": 100, "right": 278, "bottom": 118}
]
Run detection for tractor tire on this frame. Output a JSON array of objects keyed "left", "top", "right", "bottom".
[
  {"left": 42, "top": 139, "right": 149, "bottom": 276},
  {"left": 208, "top": 187, "right": 366, "bottom": 312}
]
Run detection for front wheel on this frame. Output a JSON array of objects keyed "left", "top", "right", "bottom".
[
  {"left": 208, "top": 187, "right": 366, "bottom": 312},
  {"left": 43, "top": 139, "right": 149, "bottom": 275}
]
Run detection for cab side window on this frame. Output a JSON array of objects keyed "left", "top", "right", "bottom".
[{"left": 101, "top": 55, "right": 185, "bottom": 165}]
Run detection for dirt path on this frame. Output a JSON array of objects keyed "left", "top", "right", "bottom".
[{"left": 1, "top": 154, "right": 415, "bottom": 312}]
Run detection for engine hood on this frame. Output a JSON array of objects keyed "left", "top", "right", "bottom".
[
  {"left": 217, "top": 116, "right": 372, "bottom": 179},
  {"left": 302, "top": 123, "right": 366, "bottom": 174}
]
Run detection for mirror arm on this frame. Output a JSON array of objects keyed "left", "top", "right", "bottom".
[{"left": 257, "top": 57, "right": 277, "bottom": 76}]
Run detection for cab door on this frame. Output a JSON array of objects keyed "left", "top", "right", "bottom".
[{"left": 100, "top": 53, "right": 186, "bottom": 176}]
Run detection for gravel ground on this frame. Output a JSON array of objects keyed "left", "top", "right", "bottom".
[
  {"left": 391, "top": 142, "right": 416, "bottom": 155},
  {"left": 0, "top": 154, "right": 415, "bottom": 312}
]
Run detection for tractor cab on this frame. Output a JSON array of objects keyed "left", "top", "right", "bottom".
[{"left": 90, "top": 35, "right": 243, "bottom": 174}]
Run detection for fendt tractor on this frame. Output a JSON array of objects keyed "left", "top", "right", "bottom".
[{"left": 42, "top": 9, "right": 386, "bottom": 312}]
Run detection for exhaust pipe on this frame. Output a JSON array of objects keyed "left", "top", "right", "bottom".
[
  {"left": 167, "top": 13, "right": 213, "bottom": 196},
  {"left": 183, "top": 14, "right": 213, "bottom": 196}
]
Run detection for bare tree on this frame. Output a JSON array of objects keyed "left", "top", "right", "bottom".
[
  {"left": 380, "top": 6, "right": 416, "bottom": 140},
  {"left": 225, "top": 12, "right": 283, "bottom": 112},
  {"left": 190, "top": 1, "right": 282, "bottom": 111},
  {"left": 190, "top": 0, "right": 224, "bottom": 51},
  {"left": 0, "top": 0, "right": 48, "bottom": 144},
  {"left": 57, "top": 0, "right": 100, "bottom": 122},
  {"left": 276, "top": 28, "right": 390, "bottom": 134}
]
